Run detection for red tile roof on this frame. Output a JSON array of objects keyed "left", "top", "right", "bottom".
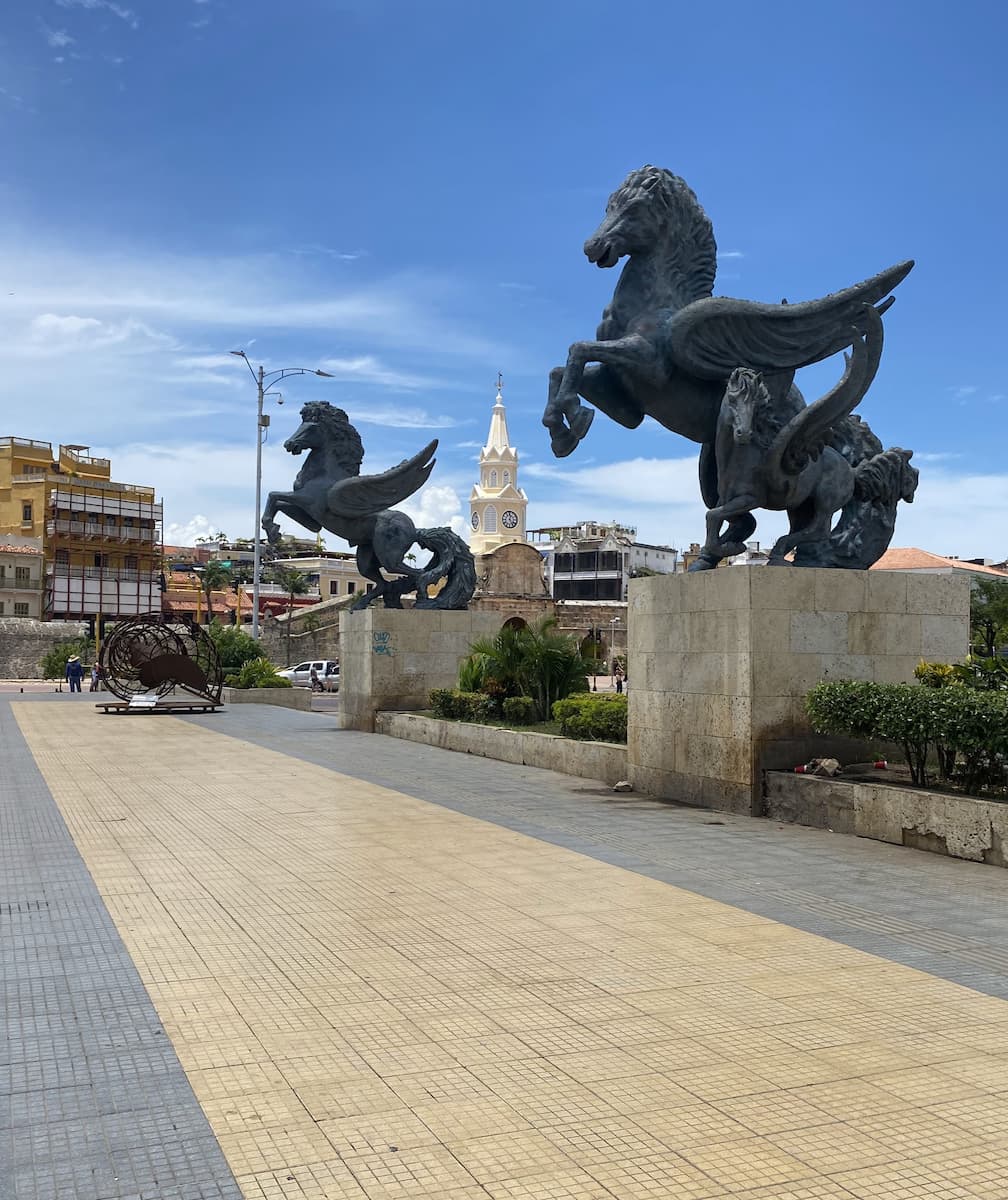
[
  {"left": 871, "top": 547, "right": 1008, "bottom": 577},
  {"left": 0, "top": 544, "right": 42, "bottom": 555}
]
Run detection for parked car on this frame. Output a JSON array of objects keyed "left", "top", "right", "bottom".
[{"left": 276, "top": 660, "right": 339, "bottom": 691}]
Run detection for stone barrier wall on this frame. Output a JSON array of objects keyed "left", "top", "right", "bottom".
[
  {"left": 376, "top": 711, "right": 627, "bottom": 786},
  {"left": 220, "top": 685, "right": 312, "bottom": 710},
  {"left": 0, "top": 618, "right": 89, "bottom": 679},
  {"left": 765, "top": 771, "right": 1006, "bottom": 867}
]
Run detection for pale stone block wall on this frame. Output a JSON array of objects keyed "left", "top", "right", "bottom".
[
  {"left": 0, "top": 617, "right": 89, "bottom": 679},
  {"left": 339, "top": 608, "right": 501, "bottom": 732},
  {"left": 627, "top": 568, "right": 970, "bottom": 815}
]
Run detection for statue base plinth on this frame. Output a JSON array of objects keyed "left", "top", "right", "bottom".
[
  {"left": 339, "top": 607, "right": 502, "bottom": 732},
  {"left": 627, "top": 568, "right": 969, "bottom": 815}
]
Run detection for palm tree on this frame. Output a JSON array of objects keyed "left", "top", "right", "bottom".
[
  {"left": 198, "top": 561, "right": 232, "bottom": 625},
  {"left": 462, "top": 616, "right": 592, "bottom": 721},
  {"left": 517, "top": 616, "right": 593, "bottom": 720},
  {"left": 271, "top": 566, "right": 310, "bottom": 664}
]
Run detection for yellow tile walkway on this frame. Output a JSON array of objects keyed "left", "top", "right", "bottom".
[{"left": 14, "top": 703, "right": 1008, "bottom": 1200}]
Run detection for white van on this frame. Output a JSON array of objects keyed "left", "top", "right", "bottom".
[{"left": 276, "top": 660, "right": 339, "bottom": 691}]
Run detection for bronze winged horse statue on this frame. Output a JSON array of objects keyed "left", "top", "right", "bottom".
[
  {"left": 262, "top": 402, "right": 475, "bottom": 609},
  {"left": 542, "top": 165, "right": 915, "bottom": 569}
]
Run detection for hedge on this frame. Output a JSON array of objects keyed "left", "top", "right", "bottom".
[
  {"left": 806, "top": 679, "right": 1008, "bottom": 793},
  {"left": 502, "top": 695, "right": 538, "bottom": 725},
  {"left": 428, "top": 689, "right": 498, "bottom": 722},
  {"left": 551, "top": 694, "right": 628, "bottom": 743}
]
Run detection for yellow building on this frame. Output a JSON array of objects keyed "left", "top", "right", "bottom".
[{"left": 0, "top": 438, "right": 163, "bottom": 621}]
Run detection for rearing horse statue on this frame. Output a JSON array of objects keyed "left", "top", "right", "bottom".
[
  {"left": 261, "top": 402, "right": 475, "bottom": 610},
  {"left": 542, "top": 166, "right": 915, "bottom": 569}
]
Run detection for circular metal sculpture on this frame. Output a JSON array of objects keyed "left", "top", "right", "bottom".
[{"left": 100, "top": 613, "right": 224, "bottom": 703}]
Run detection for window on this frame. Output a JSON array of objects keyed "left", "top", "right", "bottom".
[
  {"left": 503, "top": 471, "right": 510, "bottom": 485},
  {"left": 484, "top": 507, "right": 498, "bottom": 533},
  {"left": 124, "top": 555, "right": 138, "bottom": 570},
  {"left": 329, "top": 580, "right": 339, "bottom": 596},
  {"left": 490, "top": 470, "right": 498, "bottom": 488},
  {"left": 554, "top": 553, "right": 574, "bottom": 573},
  {"left": 0, "top": 600, "right": 4, "bottom": 613},
  {"left": 21, "top": 502, "right": 32, "bottom": 523},
  {"left": 575, "top": 551, "right": 599, "bottom": 571},
  {"left": 15, "top": 565, "right": 30, "bottom": 583},
  {"left": 14, "top": 602, "right": 29, "bottom": 617},
  {"left": 600, "top": 551, "right": 620, "bottom": 572},
  {"left": 55, "top": 549, "right": 69, "bottom": 564},
  {"left": 94, "top": 553, "right": 107, "bottom": 569},
  {"left": 347, "top": 581, "right": 355, "bottom": 594}
]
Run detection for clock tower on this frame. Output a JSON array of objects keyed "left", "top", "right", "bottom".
[{"left": 469, "top": 375, "right": 528, "bottom": 555}]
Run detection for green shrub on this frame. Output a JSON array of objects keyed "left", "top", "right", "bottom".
[
  {"left": 207, "top": 620, "right": 263, "bottom": 673},
  {"left": 429, "top": 688, "right": 458, "bottom": 718},
  {"left": 915, "top": 659, "right": 957, "bottom": 688},
  {"left": 502, "top": 695, "right": 538, "bottom": 725},
  {"left": 428, "top": 688, "right": 497, "bottom": 722},
  {"left": 41, "top": 637, "right": 90, "bottom": 680},
  {"left": 806, "top": 679, "right": 1008, "bottom": 794},
  {"left": 552, "top": 694, "right": 628, "bottom": 743},
  {"left": 225, "top": 657, "right": 291, "bottom": 689}
]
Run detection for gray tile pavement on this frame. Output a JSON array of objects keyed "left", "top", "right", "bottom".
[{"left": 0, "top": 698, "right": 243, "bottom": 1200}]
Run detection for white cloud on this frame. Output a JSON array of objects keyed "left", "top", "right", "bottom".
[
  {"left": 55, "top": 0, "right": 139, "bottom": 30},
  {"left": 319, "top": 355, "right": 438, "bottom": 391},
  {"left": 43, "top": 27, "right": 76, "bottom": 48}
]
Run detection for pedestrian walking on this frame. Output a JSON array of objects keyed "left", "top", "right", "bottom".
[
  {"left": 89, "top": 663, "right": 100, "bottom": 692},
  {"left": 65, "top": 654, "right": 84, "bottom": 693}
]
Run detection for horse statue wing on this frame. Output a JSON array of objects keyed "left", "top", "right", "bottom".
[
  {"left": 327, "top": 439, "right": 438, "bottom": 517},
  {"left": 766, "top": 306, "right": 884, "bottom": 484},
  {"left": 667, "top": 260, "right": 912, "bottom": 380}
]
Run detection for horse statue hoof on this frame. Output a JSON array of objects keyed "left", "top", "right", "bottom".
[
  {"left": 687, "top": 555, "right": 719, "bottom": 572},
  {"left": 550, "top": 407, "right": 594, "bottom": 458}
]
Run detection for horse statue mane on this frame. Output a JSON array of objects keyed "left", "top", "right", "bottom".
[
  {"left": 723, "top": 367, "right": 786, "bottom": 442},
  {"left": 298, "top": 401, "right": 364, "bottom": 474},
  {"left": 613, "top": 165, "right": 718, "bottom": 303}
]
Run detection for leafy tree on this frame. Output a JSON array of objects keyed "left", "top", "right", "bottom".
[
  {"left": 970, "top": 577, "right": 1008, "bottom": 658},
  {"left": 271, "top": 566, "right": 310, "bottom": 663},
  {"left": 224, "top": 657, "right": 292, "bottom": 689},
  {"left": 206, "top": 619, "right": 263, "bottom": 673},
  {"left": 198, "top": 561, "right": 232, "bottom": 625},
  {"left": 40, "top": 636, "right": 90, "bottom": 681}
]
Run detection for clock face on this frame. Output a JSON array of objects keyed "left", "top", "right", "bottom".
[
  {"left": 471, "top": 511, "right": 480, "bottom": 530},
  {"left": 502, "top": 510, "right": 519, "bottom": 530}
]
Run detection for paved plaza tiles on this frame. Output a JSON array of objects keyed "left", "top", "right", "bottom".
[{"left": 3, "top": 696, "right": 1008, "bottom": 1200}]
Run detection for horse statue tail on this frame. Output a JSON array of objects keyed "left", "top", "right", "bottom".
[{"left": 413, "top": 527, "right": 477, "bottom": 610}]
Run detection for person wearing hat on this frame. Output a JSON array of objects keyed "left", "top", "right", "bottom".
[{"left": 65, "top": 654, "right": 85, "bottom": 693}]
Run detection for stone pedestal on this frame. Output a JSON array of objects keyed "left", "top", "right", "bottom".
[
  {"left": 339, "top": 607, "right": 502, "bottom": 732},
  {"left": 627, "top": 568, "right": 970, "bottom": 815}
]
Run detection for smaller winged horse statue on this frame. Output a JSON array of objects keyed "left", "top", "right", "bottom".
[{"left": 262, "top": 402, "right": 475, "bottom": 610}]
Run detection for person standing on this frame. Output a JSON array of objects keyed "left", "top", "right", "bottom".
[
  {"left": 89, "top": 663, "right": 100, "bottom": 692},
  {"left": 65, "top": 654, "right": 85, "bottom": 693}
]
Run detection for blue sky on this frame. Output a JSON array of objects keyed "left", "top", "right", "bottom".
[{"left": 3, "top": 0, "right": 1007, "bottom": 557}]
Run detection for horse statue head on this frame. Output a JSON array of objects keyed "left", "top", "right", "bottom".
[
  {"left": 283, "top": 401, "right": 364, "bottom": 474},
  {"left": 583, "top": 165, "right": 717, "bottom": 302},
  {"left": 722, "top": 367, "right": 777, "bottom": 446}
]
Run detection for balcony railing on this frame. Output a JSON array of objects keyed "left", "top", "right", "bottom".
[
  {"left": 1, "top": 437, "right": 52, "bottom": 452},
  {"left": 0, "top": 576, "right": 41, "bottom": 590},
  {"left": 47, "top": 519, "right": 159, "bottom": 543},
  {"left": 47, "top": 564, "right": 157, "bottom": 585}
]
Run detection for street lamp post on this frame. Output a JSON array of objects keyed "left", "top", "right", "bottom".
[
  {"left": 610, "top": 615, "right": 621, "bottom": 675},
  {"left": 230, "top": 350, "right": 333, "bottom": 639}
]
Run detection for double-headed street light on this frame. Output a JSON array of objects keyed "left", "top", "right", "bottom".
[{"left": 230, "top": 350, "right": 333, "bottom": 639}]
